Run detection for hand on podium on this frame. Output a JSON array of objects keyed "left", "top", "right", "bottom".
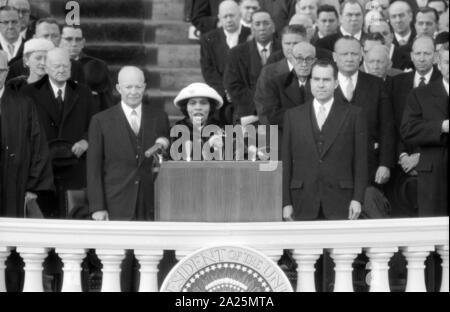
[
  {"left": 92, "top": 210, "right": 109, "bottom": 221},
  {"left": 282, "top": 205, "right": 294, "bottom": 221}
]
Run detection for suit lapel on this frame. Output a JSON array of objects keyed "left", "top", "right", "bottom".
[
  {"left": 432, "top": 81, "right": 449, "bottom": 116},
  {"left": 113, "top": 105, "right": 136, "bottom": 159},
  {"left": 284, "top": 72, "right": 301, "bottom": 107},
  {"left": 61, "top": 82, "right": 79, "bottom": 124},
  {"left": 299, "top": 102, "right": 319, "bottom": 159},
  {"left": 352, "top": 72, "right": 368, "bottom": 106},
  {"left": 249, "top": 40, "right": 263, "bottom": 74},
  {"left": 320, "top": 100, "right": 349, "bottom": 158},
  {"left": 39, "top": 80, "right": 60, "bottom": 124},
  {"left": 140, "top": 104, "right": 156, "bottom": 166}
]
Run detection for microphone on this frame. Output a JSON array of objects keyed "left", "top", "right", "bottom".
[
  {"left": 145, "top": 137, "right": 169, "bottom": 158},
  {"left": 185, "top": 140, "right": 192, "bottom": 161},
  {"left": 207, "top": 134, "right": 224, "bottom": 151}
]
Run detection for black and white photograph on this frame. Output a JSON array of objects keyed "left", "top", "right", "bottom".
[{"left": 0, "top": 0, "right": 448, "bottom": 299}]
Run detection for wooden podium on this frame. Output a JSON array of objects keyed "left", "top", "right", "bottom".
[{"left": 155, "top": 161, "right": 282, "bottom": 222}]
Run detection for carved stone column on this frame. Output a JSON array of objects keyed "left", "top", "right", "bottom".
[
  {"left": 330, "top": 248, "right": 361, "bottom": 292},
  {"left": 96, "top": 249, "right": 126, "bottom": 292},
  {"left": 135, "top": 250, "right": 163, "bottom": 292},
  {"left": 292, "top": 248, "right": 322, "bottom": 292},
  {"left": 56, "top": 248, "right": 87, "bottom": 292},
  {"left": 401, "top": 246, "right": 433, "bottom": 292},
  {"left": 17, "top": 247, "right": 49, "bottom": 292},
  {"left": 364, "top": 247, "right": 397, "bottom": 292}
]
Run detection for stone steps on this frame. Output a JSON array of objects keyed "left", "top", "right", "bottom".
[{"left": 43, "top": 0, "right": 199, "bottom": 123}]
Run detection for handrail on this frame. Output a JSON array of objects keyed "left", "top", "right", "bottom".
[{"left": 1, "top": 217, "right": 448, "bottom": 250}]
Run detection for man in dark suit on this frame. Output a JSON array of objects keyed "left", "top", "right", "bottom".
[
  {"left": 59, "top": 25, "right": 113, "bottom": 112},
  {"left": 191, "top": 0, "right": 223, "bottom": 35},
  {"left": 316, "top": 0, "right": 365, "bottom": 52},
  {"left": 23, "top": 48, "right": 98, "bottom": 218},
  {"left": 224, "top": 9, "right": 279, "bottom": 124},
  {"left": 282, "top": 58, "right": 367, "bottom": 221},
  {"left": 311, "top": 4, "right": 339, "bottom": 45},
  {"left": 333, "top": 36, "right": 395, "bottom": 190},
  {"left": 401, "top": 16, "right": 448, "bottom": 219},
  {"left": 388, "top": 1, "right": 416, "bottom": 48},
  {"left": 255, "top": 25, "right": 312, "bottom": 126},
  {"left": 88, "top": 66, "right": 170, "bottom": 221},
  {"left": 8, "top": 0, "right": 33, "bottom": 41},
  {"left": 389, "top": 36, "right": 442, "bottom": 178},
  {"left": 401, "top": 42, "right": 448, "bottom": 293},
  {"left": 200, "top": 0, "right": 251, "bottom": 124},
  {"left": 87, "top": 66, "right": 170, "bottom": 291},
  {"left": 363, "top": 44, "right": 403, "bottom": 80},
  {"left": 368, "top": 20, "right": 413, "bottom": 70},
  {"left": 415, "top": 7, "right": 439, "bottom": 38},
  {"left": 258, "top": 41, "right": 315, "bottom": 130},
  {"left": 271, "top": 0, "right": 296, "bottom": 34},
  {"left": 0, "top": 6, "right": 24, "bottom": 65}
]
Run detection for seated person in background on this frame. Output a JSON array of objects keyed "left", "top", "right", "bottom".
[
  {"left": 171, "top": 82, "right": 225, "bottom": 161},
  {"left": 7, "top": 37, "right": 53, "bottom": 91}
]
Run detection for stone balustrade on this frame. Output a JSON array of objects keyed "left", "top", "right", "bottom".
[{"left": 0, "top": 217, "right": 448, "bottom": 292}]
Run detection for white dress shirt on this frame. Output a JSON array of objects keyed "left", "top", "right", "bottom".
[
  {"left": 256, "top": 41, "right": 272, "bottom": 56},
  {"left": 121, "top": 102, "right": 142, "bottom": 131},
  {"left": 0, "top": 33, "right": 23, "bottom": 62},
  {"left": 338, "top": 71, "right": 359, "bottom": 97},
  {"left": 443, "top": 79, "right": 449, "bottom": 96},
  {"left": 394, "top": 31, "right": 412, "bottom": 45},
  {"left": 49, "top": 79, "right": 67, "bottom": 100},
  {"left": 414, "top": 68, "right": 434, "bottom": 87},
  {"left": 0, "top": 86, "right": 4, "bottom": 99},
  {"left": 313, "top": 97, "right": 334, "bottom": 128},
  {"left": 224, "top": 25, "right": 242, "bottom": 49},
  {"left": 340, "top": 26, "right": 362, "bottom": 40}
]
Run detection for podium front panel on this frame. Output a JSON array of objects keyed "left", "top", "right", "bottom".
[{"left": 155, "top": 161, "right": 282, "bottom": 222}]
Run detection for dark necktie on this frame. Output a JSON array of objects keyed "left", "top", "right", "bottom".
[
  {"left": 56, "top": 89, "right": 63, "bottom": 119},
  {"left": 419, "top": 76, "right": 426, "bottom": 87},
  {"left": 299, "top": 84, "right": 306, "bottom": 104}
]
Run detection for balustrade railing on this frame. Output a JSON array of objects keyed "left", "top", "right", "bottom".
[{"left": 0, "top": 217, "right": 448, "bottom": 292}]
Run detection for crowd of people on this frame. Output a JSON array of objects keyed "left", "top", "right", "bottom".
[
  {"left": 0, "top": 0, "right": 448, "bottom": 292},
  {"left": 195, "top": 0, "right": 448, "bottom": 220}
]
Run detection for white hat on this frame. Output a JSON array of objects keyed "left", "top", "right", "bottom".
[
  {"left": 23, "top": 38, "right": 55, "bottom": 55},
  {"left": 173, "top": 82, "right": 223, "bottom": 109}
]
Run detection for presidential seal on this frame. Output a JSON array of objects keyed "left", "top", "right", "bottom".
[{"left": 160, "top": 246, "right": 293, "bottom": 292}]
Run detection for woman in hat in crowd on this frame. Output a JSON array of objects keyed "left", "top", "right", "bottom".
[
  {"left": 7, "top": 37, "right": 54, "bottom": 91},
  {"left": 172, "top": 82, "right": 225, "bottom": 160}
]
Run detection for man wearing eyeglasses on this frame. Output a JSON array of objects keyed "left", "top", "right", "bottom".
[
  {"left": 0, "top": 5, "right": 23, "bottom": 64},
  {"left": 59, "top": 25, "right": 113, "bottom": 111},
  {"left": 8, "top": 0, "right": 32, "bottom": 41}
]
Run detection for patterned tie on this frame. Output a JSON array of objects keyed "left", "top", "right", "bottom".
[
  {"left": 261, "top": 48, "right": 268, "bottom": 66},
  {"left": 317, "top": 104, "right": 328, "bottom": 130},
  {"left": 419, "top": 76, "right": 426, "bottom": 87},
  {"left": 130, "top": 109, "right": 139, "bottom": 135},
  {"left": 346, "top": 76, "right": 354, "bottom": 101}
]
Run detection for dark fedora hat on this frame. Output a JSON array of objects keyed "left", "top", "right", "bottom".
[{"left": 48, "top": 139, "right": 78, "bottom": 168}]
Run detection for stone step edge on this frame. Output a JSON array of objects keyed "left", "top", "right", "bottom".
[
  {"left": 86, "top": 42, "right": 199, "bottom": 48},
  {"left": 109, "top": 65, "right": 201, "bottom": 72},
  {"left": 54, "top": 17, "right": 191, "bottom": 26}
]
